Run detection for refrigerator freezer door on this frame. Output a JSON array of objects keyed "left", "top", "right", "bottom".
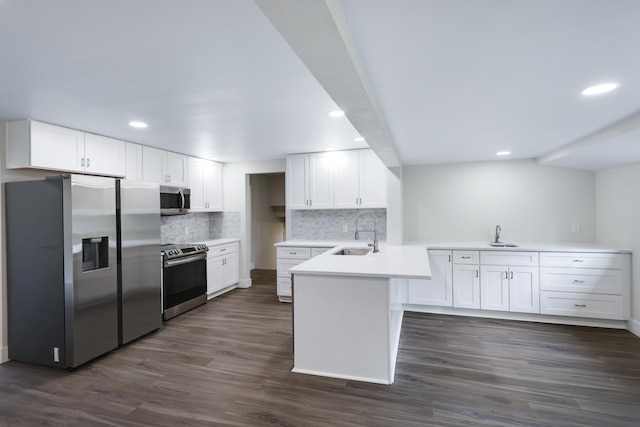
[
  {"left": 69, "top": 175, "right": 119, "bottom": 367},
  {"left": 118, "top": 180, "right": 162, "bottom": 345}
]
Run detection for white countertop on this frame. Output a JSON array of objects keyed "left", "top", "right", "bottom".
[
  {"left": 289, "top": 243, "right": 431, "bottom": 280},
  {"left": 421, "top": 241, "right": 632, "bottom": 253},
  {"left": 200, "top": 238, "right": 240, "bottom": 247}
]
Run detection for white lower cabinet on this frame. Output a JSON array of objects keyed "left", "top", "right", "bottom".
[
  {"left": 539, "top": 252, "right": 630, "bottom": 320},
  {"left": 480, "top": 264, "right": 540, "bottom": 314},
  {"left": 408, "top": 250, "right": 452, "bottom": 307},
  {"left": 453, "top": 264, "right": 480, "bottom": 309},
  {"left": 276, "top": 246, "right": 335, "bottom": 302},
  {"left": 206, "top": 242, "right": 239, "bottom": 298},
  {"left": 277, "top": 247, "right": 312, "bottom": 302},
  {"left": 452, "top": 250, "right": 480, "bottom": 309}
]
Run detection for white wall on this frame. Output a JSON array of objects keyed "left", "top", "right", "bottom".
[
  {"left": 596, "top": 163, "right": 640, "bottom": 335},
  {"left": 403, "top": 159, "right": 596, "bottom": 243},
  {"left": 222, "top": 159, "right": 286, "bottom": 287}
]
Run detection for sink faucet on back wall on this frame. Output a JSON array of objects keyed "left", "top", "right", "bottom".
[
  {"left": 355, "top": 210, "right": 379, "bottom": 253},
  {"left": 494, "top": 225, "right": 502, "bottom": 244}
]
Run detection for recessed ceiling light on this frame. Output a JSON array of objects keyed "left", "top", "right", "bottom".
[
  {"left": 328, "top": 110, "right": 345, "bottom": 117},
  {"left": 129, "top": 121, "right": 148, "bottom": 128},
  {"left": 496, "top": 151, "right": 511, "bottom": 156},
  {"left": 580, "top": 82, "right": 619, "bottom": 96},
  {"left": 353, "top": 137, "right": 365, "bottom": 142}
]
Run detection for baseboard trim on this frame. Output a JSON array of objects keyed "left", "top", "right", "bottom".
[
  {"left": 627, "top": 318, "right": 640, "bottom": 337},
  {"left": 238, "top": 278, "right": 252, "bottom": 289},
  {"left": 404, "top": 304, "right": 628, "bottom": 330}
]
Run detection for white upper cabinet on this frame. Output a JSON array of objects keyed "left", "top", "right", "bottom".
[
  {"left": 286, "top": 154, "right": 310, "bottom": 209},
  {"left": 188, "top": 157, "right": 222, "bottom": 211},
  {"left": 125, "top": 142, "right": 143, "bottom": 180},
  {"left": 309, "top": 152, "right": 334, "bottom": 209},
  {"left": 142, "top": 146, "right": 187, "bottom": 186},
  {"left": 285, "top": 149, "right": 387, "bottom": 210},
  {"left": 358, "top": 149, "right": 387, "bottom": 208},
  {"left": 6, "top": 120, "right": 125, "bottom": 177},
  {"left": 83, "top": 133, "right": 126, "bottom": 177},
  {"left": 333, "top": 150, "right": 360, "bottom": 209}
]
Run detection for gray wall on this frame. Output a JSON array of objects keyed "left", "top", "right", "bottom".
[
  {"left": 596, "top": 163, "right": 640, "bottom": 335},
  {"left": 403, "top": 159, "right": 596, "bottom": 243}
]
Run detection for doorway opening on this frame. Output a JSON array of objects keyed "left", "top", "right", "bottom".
[{"left": 248, "top": 173, "right": 285, "bottom": 274}]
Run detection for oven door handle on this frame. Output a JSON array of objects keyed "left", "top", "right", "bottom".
[{"left": 164, "top": 253, "right": 207, "bottom": 268}]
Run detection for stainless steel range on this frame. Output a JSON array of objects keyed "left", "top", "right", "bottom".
[{"left": 161, "top": 243, "right": 208, "bottom": 320}]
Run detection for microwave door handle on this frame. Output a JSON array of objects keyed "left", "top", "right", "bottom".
[{"left": 179, "top": 189, "right": 185, "bottom": 211}]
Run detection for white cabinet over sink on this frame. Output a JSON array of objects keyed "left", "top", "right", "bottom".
[
  {"left": 6, "top": 119, "right": 126, "bottom": 177},
  {"left": 286, "top": 149, "right": 387, "bottom": 210}
]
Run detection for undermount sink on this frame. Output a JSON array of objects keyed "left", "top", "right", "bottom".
[
  {"left": 333, "top": 247, "right": 372, "bottom": 256},
  {"left": 489, "top": 242, "right": 518, "bottom": 248}
]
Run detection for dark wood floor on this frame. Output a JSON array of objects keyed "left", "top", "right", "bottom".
[{"left": 1, "top": 270, "right": 640, "bottom": 426}]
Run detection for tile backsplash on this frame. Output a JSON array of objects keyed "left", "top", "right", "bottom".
[
  {"left": 161, "top": 211, "right": 240, "bottom": 244},
  {"left": 291, "top": 209, "right": 387, "bottom": 241}
]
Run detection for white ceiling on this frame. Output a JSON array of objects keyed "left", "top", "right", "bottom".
[{"left": 1, "top": 0, "right": 639, "bottom": 170}]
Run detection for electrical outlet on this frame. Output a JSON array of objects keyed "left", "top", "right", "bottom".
[
  {"left": 185, "top": 226, "right": 190, "bottom": 235},
  {"left": 343, "top": 224, "right": 348, "bottom": 232},
  {"left": 571, "top": 222, "right": 580, "bottom": 232}
]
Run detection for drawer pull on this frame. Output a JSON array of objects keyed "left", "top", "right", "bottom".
[
  {"left": 461, "top": 256, "right": 471, "bottom": 259},
  {"left": 289, "top": 252, "right": 296, "bottom": 255},
  {"left": 574, "top": 304, "right": 587, "bottom": 308},
  {"left": 220, "top": 248, "right": 226, "bottom": 251},
  {"left": 572, "top": 259, "right": 584, "bottom": 263},
  {"left": 572, "top": 279, "right": 586, "bottom": 284}
]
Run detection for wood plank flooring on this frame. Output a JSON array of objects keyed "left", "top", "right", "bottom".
[{"left": 1, "top": 269, "right": 639, "bottom": 426}]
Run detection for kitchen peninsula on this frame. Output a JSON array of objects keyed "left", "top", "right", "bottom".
[
  {"left": 287, "top": 240, "right": 631, "bottom": 385},
  {"left": 289, "top": 244, "right": 430, "bottom": 385}
]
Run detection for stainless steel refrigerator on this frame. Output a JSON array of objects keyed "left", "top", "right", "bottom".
[
  {"left": 116, "top": 179, "right": 161, "bottom": 346},
  {"left": 5, "top": 175, "right": 161, "bottom": 368}
]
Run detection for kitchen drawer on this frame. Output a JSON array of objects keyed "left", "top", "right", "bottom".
[
  {"left": 311, "top": 247, "right": 332, "bottom": 257},
  {"left": 540, "top": 267, "right": 624, "bottom": 295},
  {"left": 277, "top": 247, "right": 311, "bottom": 259},
  {"left": 453, "top": 250, "right": 479, "bottom": 264},
  {"left": 480, "top": 251, "right": 539, "bottom": 266},
  {"left": 539, "top": 252, "right": 626, "bottom": 269},
  {"left": 277, "top": 258, "right": 308, "bottom": 278},
  {"left": 277, "top": 277, "right": 292, "bottom": 297},
  {"left": 207, "top": 242, "right": 239, "bottom": 257},
  {"left": 540, "top": 291, "right": 625, "bottom": 320}
]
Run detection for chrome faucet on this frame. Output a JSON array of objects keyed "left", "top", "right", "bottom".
[
  {"left": 494, "top": 225, "right": 502, "bottom": 243},
  {"left": 355, "top": 211, "right": 379, "bottom": 253}
]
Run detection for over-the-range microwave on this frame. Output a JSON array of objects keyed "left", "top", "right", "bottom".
[{"left": 160, "top": 186, "right": 191, "bottom": 215}]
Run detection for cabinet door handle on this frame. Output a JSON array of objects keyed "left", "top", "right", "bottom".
[
  {"left": 448, "top": 255, "right": 451, "bottom": 262},
  {"left": 573, "top": 279, "right": 586, "bottom": 284},
  {"left": 475, "top": 270, "right": 479, "bottom": 278},
  {"left": 86, "top": 158, "right": 90, "bottom": 167},
  {"left": 81, "top": 158, "right": 85, "bottom": 167},
  {"left": 510, "top": 271, "right": 514, "bottom": 280},
  {"left": 574, "top": 304, "right": 586, "bottom": 308},
  {"left": 504, "top": 271, "right": 509, "bottom": 279}
]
